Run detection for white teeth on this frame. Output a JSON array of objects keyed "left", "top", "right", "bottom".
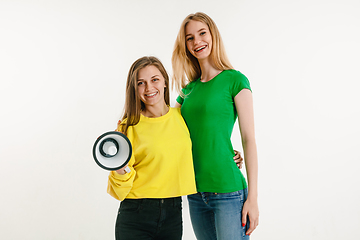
[
  {"left": 195, "top": 46, "right": 206, "bottom": 52},
  {"left": 145, "top": 92, "right": 157, "bottom": 97}
]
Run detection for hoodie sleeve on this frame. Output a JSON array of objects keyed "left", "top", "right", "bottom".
[{"left": 106, "top": 120, "right": 136, "bottom": 201}]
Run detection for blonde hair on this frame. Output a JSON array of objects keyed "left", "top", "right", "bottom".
[
  {"left": 172, "top": 12, "right": 233, "bottom": 93},
  {"left": 119, "top": 56, "right": 170, "bottom": 134}
]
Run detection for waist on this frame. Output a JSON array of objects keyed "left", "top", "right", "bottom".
[{"left": 123, "top": 197, "right": 182, "bottom": 207}]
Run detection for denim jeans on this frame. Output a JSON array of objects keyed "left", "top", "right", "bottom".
[
  {"left": 188, "top": 189, "right": 249, "bottom": 240},
  {"left": 115, "top": 197, "right": 182, "bottom": 240}
]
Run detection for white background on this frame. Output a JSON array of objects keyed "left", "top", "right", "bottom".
[{"left": 1, "top": 0, "right": 359, "bottom": 239}]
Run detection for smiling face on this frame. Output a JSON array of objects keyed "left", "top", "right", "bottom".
[
  {"left": 137, "top": 65, "right": 167, "bottom": 109},
  {"left": 185, "top": 20, "right": 213, "bottom": 61}
]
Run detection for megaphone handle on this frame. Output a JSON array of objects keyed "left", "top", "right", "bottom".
[{"left": 125, "top": 166, "right": 131, "bottom": 173}]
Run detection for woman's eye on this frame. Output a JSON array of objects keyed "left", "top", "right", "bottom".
[
  {"left": 187, "top": 37, "right": 193, "bottom": 41},
  {"left": 153, "top": 78, "right": 159, "bottom": 82},
  {"left": 200, "top": 31, "right": 206, "bottom": 35},
  {"left": 137, "top": 82, "right": 143, "bottom": 86}
]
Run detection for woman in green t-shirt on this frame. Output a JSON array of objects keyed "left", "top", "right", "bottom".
[{"left": 172, "top": 12, "right": 259, "bottom": 239}]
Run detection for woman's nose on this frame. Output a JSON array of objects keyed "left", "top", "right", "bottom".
[
  {"left": 145, "top": 82, "right": 152, "bottom": 90},
  {"left": 194, "top": 36, "right": 201, "bottom": 45}
]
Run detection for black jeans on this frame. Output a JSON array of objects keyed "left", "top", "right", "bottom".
[{"left": 115, "top": 197, "right": 183, "bottom": 240}]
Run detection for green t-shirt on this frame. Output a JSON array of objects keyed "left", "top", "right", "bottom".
[{"left": 177, "top": 69, "right": 251, "bottom": 193}]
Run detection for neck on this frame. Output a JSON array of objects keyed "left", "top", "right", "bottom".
[
  {"left": 142, "top": 103, "right": 169, "bottom": 118},
  {"left": 198, "top": 58, "right": 221, "bottom": 82}
]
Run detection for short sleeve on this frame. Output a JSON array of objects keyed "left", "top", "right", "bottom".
[
  {"left": 176, "top": 81, "right": 197, "bottom": 105},
  {"left": 231, "top": 70, "right": 252, "bottom": 97},
  {"left": 176, "top": 94, "right": 184, "bottom": 105}
]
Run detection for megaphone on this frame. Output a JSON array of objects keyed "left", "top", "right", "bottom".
[{"left": 92, "top": 131, "right": 132, "bottom": 172}]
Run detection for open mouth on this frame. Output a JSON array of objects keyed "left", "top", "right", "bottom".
[
  {"left": 195, "top": 45, "right": 207, "bottom": 52},
  {"left": 145, "top": 91, "right": 158, "bottom": 97}
]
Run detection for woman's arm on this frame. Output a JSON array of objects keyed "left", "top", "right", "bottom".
[
  {"left": 234, "top": 89, "right": 259, "bottom": 236},
  {"left": 107, "top": 166, "right": 135, "bottom": 201},
  {"left": 107, "top": 128, "right": 136, "bottom": 201}
]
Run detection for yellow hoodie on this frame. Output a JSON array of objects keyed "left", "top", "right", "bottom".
[{"left": 107, "top": 107, "right": 196, "bottom": 201}]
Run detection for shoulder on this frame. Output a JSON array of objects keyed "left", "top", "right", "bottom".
[
  {"left": 222, "top": 70, "right": 251, "bottom": 95},
  {"left": 118, "top": 118, "right": 128, "bottom": 125},
  {"left": 182, "top": 79, "right": 197, "bottom": 92},
  {"left": 223, "top": 69, "right": 250, "bottom": 86},
  {"left": 116, "top": 118, "right": 134, "bottom": 133},
  {"left": 222, "top": 69, "right": 248, "bottom": 81},
  {"left": 177, "top": 80, "right": 198, "bottom": 101},
  {"left": 117, "top": 119, "right": 126, "bottom": 130},
  {"left": 170, "top": 107, "right": 182, "bottom": 116}
]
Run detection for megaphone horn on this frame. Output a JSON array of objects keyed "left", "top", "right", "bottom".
[{"left": 93, "top": 131, "right": 132, "bottom": 172}]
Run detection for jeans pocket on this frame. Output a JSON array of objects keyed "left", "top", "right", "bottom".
[
  {"left": 213, "top": 190, "right": 242, "bottom": 199},
  {"left": 116, "top": 200, "right": 142, "bottom": 228},
  {"left": 119, "top": 200, "right": 141, "bottom": 214}
]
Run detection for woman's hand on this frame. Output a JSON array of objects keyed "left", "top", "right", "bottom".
[
  {"left": 115, "top": 164, "right": 129, "bottom": 175},
  {"left": 242, "top": 198, "right": 259, "bottom": 236},
  {"left": 233, "top": 150, "right": 244, "bottom": 169}
]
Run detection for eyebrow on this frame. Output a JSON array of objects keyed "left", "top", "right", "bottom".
[
  {"left": 137, "top": 75, "right": 160, "bottom": 81},
  {"left": 186, "top": 28, "right": 207, "bottom": 37}
]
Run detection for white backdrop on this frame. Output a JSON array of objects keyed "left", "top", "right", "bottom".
[{"left": 1, "top": 0, "right": 359, "bottom": 239}]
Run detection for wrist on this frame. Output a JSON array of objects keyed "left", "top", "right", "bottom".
[
  {"left": 246, "top": 192, "right": 258, "bottom": 202},
  {"left": 116, "top": 169, "right": 126, "bottom": 175}
]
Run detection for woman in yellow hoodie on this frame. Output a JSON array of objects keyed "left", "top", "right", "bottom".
[{"left": 107, "top": 56, "right": 197, "bottom": 240}]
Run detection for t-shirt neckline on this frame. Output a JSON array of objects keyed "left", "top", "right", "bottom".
[{"left": 199, "top": 70, "right": 224, "bottom": 83}]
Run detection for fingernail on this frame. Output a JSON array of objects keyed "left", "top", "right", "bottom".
[{"left": 242, "top": 223, "right": 245, "bottom": 227}]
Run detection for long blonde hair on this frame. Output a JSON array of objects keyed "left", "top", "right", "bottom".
[
  {"left": 172, "top": 12, "right": 233, "bottom": 93},
  {"left": 119, "top": 56, "right": 170, "bottom": 134}
]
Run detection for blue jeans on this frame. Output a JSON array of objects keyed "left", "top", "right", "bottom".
[
  {"left": 115, "top": 197, "right": 182, "bottom": 240},
  {"left": 188, "top": 189, "right": 249, "bottom": 240}
]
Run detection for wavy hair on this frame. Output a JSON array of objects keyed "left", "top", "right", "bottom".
[
  {"left": 119, "top": 56, "right": 170, "bottom": 134},
  {"left": 172, "top": 12, "right": 233, "bottom": 93}
]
